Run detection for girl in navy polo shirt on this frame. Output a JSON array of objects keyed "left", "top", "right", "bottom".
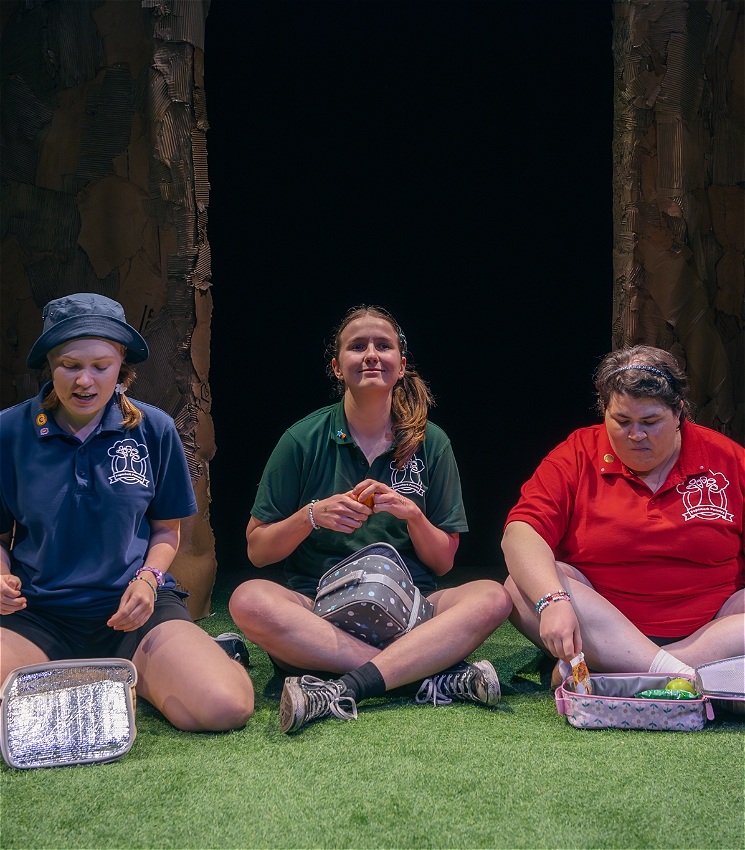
[{"left": 0, "top": 294, "right": 253, "bottom": 732}]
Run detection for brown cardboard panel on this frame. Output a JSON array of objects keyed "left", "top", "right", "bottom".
[
  {"left": 77, "top": 66, "right": 135, "bottom": 180},
  {"left": 714, "top": 250, "right": 745, "bottom": 317},
  {"left": 171, "top": 474, "right": 216, "bottom": 621},
  {"left": 35, "top": 82, "right": 90, "bottom": 193},
  {"left": 0, "top": 77, "right": 54, "bottom": 185},
  {"left": 76, "top": 175, "right": 149, "bottom": 279},
  {"left": 117, "top": 249, "right": 169, "bottom": 333},
  {"left": 707, "top": 185, "right": 745, "bottom": 253},
  {"left": 45, "top": 0, "right": 105, "bottom": 91},
  {"left": 191, "top": 288, "right": 212, "bottom": 386},
  {"left": 143, "top": 0, "right": 208, "bottom": 52},
  {"left": 92, "top": 0, "right": 152, "bottom": 79},
  {"left": 0, "top": 236, "right": 37, "bottom": 404}
]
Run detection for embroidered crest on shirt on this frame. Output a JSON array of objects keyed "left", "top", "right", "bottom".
[
  {"left": 108, "top": 438, "right": 150, "bottom": 486},
  {"left": 390, "top": 454, "right": 425, "bottom": 496},
  {"left": 676, "top": 471, "right": 733, "bottom": 522}
]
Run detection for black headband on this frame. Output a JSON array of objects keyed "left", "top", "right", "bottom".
[{"left": 607, "top": 365, "right": 672, "bottom": 384}]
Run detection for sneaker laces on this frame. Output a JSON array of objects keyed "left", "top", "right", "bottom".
[
  {"left": 301, "top": 676, "right": 358, "bottom": 722},
  {"left": 415, "top": 666, "right": 475, "bottom": 706}
]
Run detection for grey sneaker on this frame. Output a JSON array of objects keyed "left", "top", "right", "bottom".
[
  {"left": 280, "top": 675, "right": 358, "bottom": 734},
  {"left": 415, "top": 660, "right": 501, "bottom": 707},
  {"left": 213, "top": 632, "right": 249, "bottom": 667}
]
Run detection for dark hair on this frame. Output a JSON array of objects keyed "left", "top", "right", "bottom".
[
  {"left": 594, "top": 345, "right": 690, "bottom": 423},
  {"left": 327, "top": 305, "right": 433, "bottom": 469},
  {"left": 42, "top": 361, "right": 143, "bottom": 428}
]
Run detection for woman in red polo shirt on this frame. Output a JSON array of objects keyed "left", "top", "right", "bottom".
[{"left": 502, "top": 345, "right": 744, "bottom": 680}]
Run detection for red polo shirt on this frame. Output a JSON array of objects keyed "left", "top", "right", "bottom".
[{"left": 506, "top": 421, "right": 745, "bottom": 637}]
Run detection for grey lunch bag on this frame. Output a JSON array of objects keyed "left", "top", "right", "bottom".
[{"left": 313, "top": 542, "right": 434, "bottom": 648}]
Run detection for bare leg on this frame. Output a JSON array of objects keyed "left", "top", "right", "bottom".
[
  {"left": 665, "top": 589, "right": 745, "bottom": 667},
  {"left": 372, "top": 581, "right": 512, "bottom": 688},
  {"left": 0, "top": 628, "right": 49, "bottom": 683},
  {"left": 230, "top": 578, "right": 512, "bottom": 688},
  {"left": 507, "top": 564, "right": 679, "bottom": 672},
  {"left": 229, "top": 580, "right": 381, "bottom": 674},
  {"left": 134, "top": 620, "right": 254, "bottom": 732}
]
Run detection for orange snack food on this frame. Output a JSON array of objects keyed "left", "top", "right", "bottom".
[
  {"left": 571, "top": 653, "right": 593, "bottom": 695},
  {"left": 360, "top": 493, "right": 375, "bottom": 508}
]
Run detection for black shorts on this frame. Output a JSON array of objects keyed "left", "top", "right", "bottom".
[
  {"left": 647, "top": 635, "right": 690, "bottom": 647},
  {"left": 0, "top": 590, "right": 192, "bottom": 661}
]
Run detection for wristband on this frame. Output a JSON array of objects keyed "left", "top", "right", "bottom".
[
  {"left": 130, "top": 575, "right": 157, "bottom": 601},
  {"left": 535, "top": 590, "right": 571, "bottom": 616},
  {"left": 136, "top": 566, "right": 165, "bottom": 588},
  {"left": 309, "top": 500, "right": 320, "bottom": 530}
]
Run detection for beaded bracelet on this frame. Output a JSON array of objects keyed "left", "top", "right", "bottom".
[
  {"left": 309, "top": 499, "right": 320, "bottom": 530},
  {"left": 136, "top": 566, "right": 165, "bottom": 588},
  {"left": 130, "top": 575, "right": 157, "bottom": 601},
  {"left": 535, "top": 590, "right": 571, "bottom": 616}
]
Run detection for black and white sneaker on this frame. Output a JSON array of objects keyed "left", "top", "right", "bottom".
[
  {"left": 415, "top": 660, "right": 501, "bottom": 707},
  {"left": 280, "top": 675, "right": 358, "bottom": 734},
  {"left": 213, "top": 632, "right": 250, "bottom": 667}
]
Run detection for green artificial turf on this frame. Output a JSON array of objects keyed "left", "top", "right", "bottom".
[{"left": 2, "top": 584, "right": 743, "bottom": 850}]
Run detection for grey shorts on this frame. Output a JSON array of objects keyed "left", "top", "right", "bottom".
[{"left": 0, "top": 590, "right": 192, "bottom": 661}]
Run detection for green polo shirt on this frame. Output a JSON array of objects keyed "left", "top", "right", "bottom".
[{"left": 251, "top": 401, "right": 469, "bottom": 595}]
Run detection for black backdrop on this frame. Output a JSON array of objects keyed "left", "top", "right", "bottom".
[{"left": 204, "top": 0, "right": 613, "bottom": 583}]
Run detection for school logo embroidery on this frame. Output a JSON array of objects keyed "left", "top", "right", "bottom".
[
  {"left": 108, "top": 438, "right": 150, "bottom": 486},
  {"left": 677, "top": 471, "right": 733, "bottom": 522},
  {"left": 390, "top": 454, "right": 425, "bottom": 496}
]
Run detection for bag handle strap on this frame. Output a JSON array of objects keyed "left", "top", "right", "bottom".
[
  {"left": 315, "top": 570, "right": 366, "bottom": 600},
  {"left": 315, "top": 569, "right": 419, "bottom": 621},
  {"left": 403, "top": 586, "right": 423, "bottom": 633}
]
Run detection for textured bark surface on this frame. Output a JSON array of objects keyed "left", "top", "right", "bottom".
[
  {"left": 612, "top": 0, "right": 745, "bottom": 446},
  {"left": 0, "top": 0, "right": 216, "bottom": 617}
]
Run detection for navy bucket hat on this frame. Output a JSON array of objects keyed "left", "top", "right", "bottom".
[{"left": 27, "top": 293, "right": 149, "bottom": 370}]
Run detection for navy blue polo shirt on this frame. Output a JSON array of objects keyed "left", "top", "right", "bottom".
[
  {"left": 251, "top": 401, "right": 469, "bottom": 596},
  {"left": 0, "top": 384, "right": 197, "bottom": 617}
]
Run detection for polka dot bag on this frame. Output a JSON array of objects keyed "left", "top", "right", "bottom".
[{"left": 313, "top": 542, "right": 434, "bottom": 648}]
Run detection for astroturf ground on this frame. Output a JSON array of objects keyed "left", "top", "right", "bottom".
[{"left": 2, "top": 583, "right": 743, "bottom": 850}]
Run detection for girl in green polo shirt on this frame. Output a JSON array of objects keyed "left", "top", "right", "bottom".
[{"left": 229, "top": 305, "right": 512, "bottom": 733}]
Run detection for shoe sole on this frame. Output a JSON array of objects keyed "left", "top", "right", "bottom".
[
  {"left": 473, "top": 660, "right": 501, "bottom": 706},
  {"left": 280, "top": 677, "right": 306, "bottom": 734},
  {"left": 214, "top": 633, "right": 250, "bottom": 667}
]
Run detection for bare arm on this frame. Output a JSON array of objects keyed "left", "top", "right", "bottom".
[
  {"left": 353, "top": 480, "right": 459, "bottom": 576},
  {"left": 501, "top": 521, "right": 564, "bottom": 601},
  {"left": 107, "top": 518, "right": 181, "bottom": 632},
  {"left": 246, "top": 493, "right": 372, "bottom": 568},
  {"left": 0, "top": 529, "right": 25, "bottom": 614},
  {"left": 502, "top": 520, "right": 582, "bottom": 660}
]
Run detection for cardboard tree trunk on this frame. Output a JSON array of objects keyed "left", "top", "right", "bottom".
[
  {"left": 612, "top": 0, "right": 744, "bottom": 446},
  {"left": 0, "top": 0, "right": 216, "bottom": 617}
]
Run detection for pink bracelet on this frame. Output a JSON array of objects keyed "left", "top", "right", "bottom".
[{"left": 136, "top": 566, "right": 165, "bottom": 587}]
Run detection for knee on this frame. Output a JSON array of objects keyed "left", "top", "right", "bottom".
[
  {"left": 472, "top": 580, "right": 513, "bottom": 630},
  {"left": 171, "top": 676, "right": 255, "bottom": 733},
  {"left": 229, "top": 580, "right": 275, "bottom": 638},
  {"left": 204, "top": 679, "right": 254, "bottom": 731}
]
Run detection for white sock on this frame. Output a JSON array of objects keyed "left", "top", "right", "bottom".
[{"left": 649, "top": 649, "right": 695, "bottom": 677}]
